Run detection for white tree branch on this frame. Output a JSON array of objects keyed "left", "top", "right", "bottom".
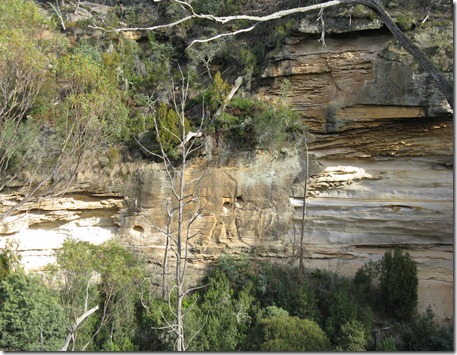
[{"left": 60, "top": 305, "right": 99, "bottom": 351}]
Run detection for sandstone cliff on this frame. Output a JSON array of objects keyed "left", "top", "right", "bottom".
[{"left": 0, "top": 6, "right": 453, "bottom": 323}]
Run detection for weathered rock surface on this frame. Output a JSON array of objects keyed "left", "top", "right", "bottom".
[
  {"left": 256, "top": 29, "right": 451, "bottom": 133},
  {"left": 0, "top": 15, "right": 453, "bottom": 324}
]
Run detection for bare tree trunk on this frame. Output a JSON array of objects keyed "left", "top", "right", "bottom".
[
  {"left": 61, "top": 305, "right": 99, "bottom": 351},
  {"left": 175, "top": 145, "right": 186, "bottom": 351},
  {"left": 162, "top": 224, "right": 170, "bottom": 300},
  {"left": 74, "top": 0, "right": 80, "bottom": 15},
  {"left": 298, "top": 135, "right": 309, "bottom": 281},
  {"left": 136, "top": 69, "right": 208, "bottom": 351},
  {"left": 298, "top": 176, "right": 307, "bottom": 279}
]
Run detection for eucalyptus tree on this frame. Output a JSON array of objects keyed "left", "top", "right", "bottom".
[{"left": 46, "top": 239, "right": 144, "bottom": 351}]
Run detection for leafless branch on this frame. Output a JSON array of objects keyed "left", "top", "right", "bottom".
[
  {"left": 48, "top": 1, "right": 66, "bottom": 30},
  {"left": 317, "top": 8, "right": 327, "bottom": 48},
  {"left": 61, "top": 305, "right": 99, "bottom": 351}
]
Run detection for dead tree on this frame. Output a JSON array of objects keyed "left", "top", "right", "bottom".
[{"left": 137, "top": 68, "right": 207, "bottom": 351}]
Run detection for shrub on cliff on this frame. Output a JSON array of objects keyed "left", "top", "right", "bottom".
[
  {"left": 154, "top": 102, "right": 191, "bottom": 159},
  {"left": 216, "top": 96, "right": 304, "bottom": 150}
]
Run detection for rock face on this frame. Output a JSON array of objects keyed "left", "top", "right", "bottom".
[
  {"left": 0, "top": 17, "right": 453, "bottom": 323},
  {"left": 250, "top": 17, "right": 453, "bottom": 323},
  {"left": 0, "top": 194, "right": 124, "bottom": 270},
  {"left": 256, "top": 29, "right": 451, "bottom": 133}
]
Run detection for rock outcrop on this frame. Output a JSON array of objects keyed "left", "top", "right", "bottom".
[{"left": 0, "top": 10, "right": 453, "bottom": 324}]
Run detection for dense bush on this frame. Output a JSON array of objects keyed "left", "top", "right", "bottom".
[
  {"left": 154, "top": 102, "right": 191, "bottom": 158},
  {"left": 255, "top": 262, "right": 318, "bottom": 320},
  {"left": 46, "top": 239, "right": 145, "bottom": 351},
  {"left": 401, "top": 307, "right": 453, "bottom": 351},
  {"left": 0, "top": 3, "right": 64, "bottom": 174},
  {"left": 216, "top": 95, "right": 305, "bottom": 150},
  {"left": 335, "top": 319, "right": 370, "bottom": 351},
  {"left": 251, "top": 316, "right": 330, "bottom": 351},
  {"left": 354, "top": 249, "right": 419, "bottom": 322},
  {"left": 380, "top": 249, "right": 418, "bottom": 321},
  {"left": 0, "top": 247, "right": 451, "bottom": 352},
  {"left": 0, "top": 271, "right": 66, "bottom": 351},
  {"left": 190, "top": 270, "right": 256, "bottom": 351}
]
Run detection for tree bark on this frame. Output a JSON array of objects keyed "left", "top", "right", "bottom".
[{"left": 61, "top": 305, "right": 99, "bottom": 351}]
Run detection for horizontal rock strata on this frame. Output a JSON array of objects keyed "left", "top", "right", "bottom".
[{"left": 0, "top": 18, "right": 453, "bottom": 324}]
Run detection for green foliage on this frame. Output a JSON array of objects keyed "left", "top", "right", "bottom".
[
  {"left": 46, "top": 239, "right": 100, "bottom": 349},
  {"left": 255, "top": 263, "right": 318, "bottom": 320},
  {"left": 93, "top": 239, "right": 145, "bottom": 348},
  {"left": 0, "top": 0, "right": 53, "bottom": 32},
  {"left": 401, "top": 307, "right": 453, "bottom": 351},
  {"left": 154, "top": 102, "right": 191, "bottom": 158},
  {"left": 119, "top": 3, "right": 159, "bottom": 28},
  {"left": 99, "top": 33, "right": 176, "bottom": 97},
  {"left": 186, "top": 39, "right": 227, "bottom": 79},
  {"left": 354, "top": 258, "right": 381, "bottom": 292},
  {"left": 215, "top": 253, "right": 254, "bottom": 292},
  {"left": 263, "top": 305, "right": 289, "bottom": 318},
  {"left": 47, "top": 238, "right": 144, "bottom": 351},
  {"left": 335, "top": 319, "right": 370, "bottom": 351},
  {"left": 376, "top": 336, "right": 397, "bottom": 351},
  {"left": 396, "top": 13, "right": 416, "bottom": 31},
  {"left": 54, "top": 48, "right": 130, "bottom": 143},
  {"left": 254, "top": 98, "right": 303, "bottom": 150},
  {"left": 252, "top": 316, "right": 330, "bottom": 351},
  {"left": 0, "top": 270, "right": 66, "bottom": 351},
  {"left": 355, "top": 249, "right": 419, "bottom": 322},
  {"left": 192, "top": 0, "right": 244, "bottom": 16},
  {"left": 0, "top": 114, "right": 48, "bottom": 172},
  {"left": 380, "top": 249, "right": 418, "bottom": 321},
  {"left": 324, "top": 279, "right": 360, "bottom": 341},
  {"left": 0, "top": 30, "right": 54, "bottom": 172},
  {"left": 192, "top": 270, "right": 248, "bottom": 351},
  {"left": 0, "top": 240, "right": 22, "bottom": 280},
  {"left": 203, "top": 71, "right": 233, "bottom": 111},
  {"left": 270, "top": 20, "right": 296, "bottom": 45},
  {"left": 135, "top": 297, "right": 176, "bottom": 351},
  {"left": 310, "top": 269, "right": 373, "bottom": 347},
  {"left": 240, "top": 47, "right": 259, "bottom": 77},
  {"left": 217, "top": 95, "right": 304, "bottom": 150}
]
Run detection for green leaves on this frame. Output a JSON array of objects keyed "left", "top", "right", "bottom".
[
  {"left": 155, "top": 102, "right": 190, "bottom": 158},
  {"left": 334, "top": 319, "right": 370, "bottom": 351},
  {"left": 48, "top": 238, "right": 145, "bottom": 351},
  {"left": 196, "top": 270, "right": 241, "bottom": 351},
  {"left": 380, "top": 249, "right": 418, "bottom": 321},
  {"left": 0, "top": 0, "right": 52, "bottom": 32},
  {"left": 0, "top": 271, "right": 66, "bottom": 351},
  {"left": 217, "top": 95, "right": 304, "bottom": 150},
  {"left": 253, "top": 316, "right": 330, "bottom": 351}
]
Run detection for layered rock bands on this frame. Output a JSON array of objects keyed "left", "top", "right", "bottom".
[{"left": 0, "top": 20, "right": 453, "bottom": 323}]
